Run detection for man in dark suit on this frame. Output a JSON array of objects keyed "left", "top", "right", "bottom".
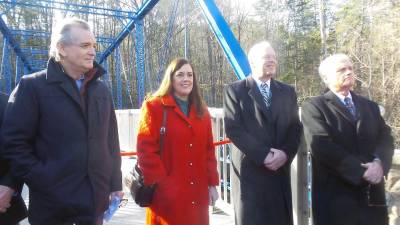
[
  {"left": 302, "top": 53, "right": 394, "bottom": 225},
  {"left": 1, "top": 18, "right": 123, "bottom": 225},
  {"left": 0, "top": 93, "right": 27, "bottom": 225},
  {"left": 224, "top": 41, "right": 301, "bottom": 225}
]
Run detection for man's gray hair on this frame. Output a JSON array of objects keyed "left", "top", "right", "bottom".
[
  {"left": 319, "top": 53, "right": 352, "bottom": 86},
  {"left": 49, "top": 17, "right": 91, "bottom": 61},
  {"left": 247, "top": 41, "right": 275, "bottom": 65}
]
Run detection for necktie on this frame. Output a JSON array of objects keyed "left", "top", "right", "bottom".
[
  {"left": 260, "top": 82, "right": 272, "bottom": 107},
  {"left": 344, "top": 97, "right": 356, "bottom": 117}
]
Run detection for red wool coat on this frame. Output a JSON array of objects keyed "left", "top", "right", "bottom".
[{"left": 137, "top": 95, "right": 219, "bottom": 225}]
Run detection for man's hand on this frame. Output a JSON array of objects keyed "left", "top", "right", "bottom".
[
  {"left": 361, "top": 160, "right": 384, "bottom": 184},
  {"left": 0, "top": 185, "right": 14, "bottom": 213},
  {"left": 264, "top": 148, "right": 288, "bottom": 171},
  {"left": 110, "top": 191, "right": 124, "bottom": 200},
  {"left": 263, "top": 152, "right": 274, "bottom": 165},
  {"left": 208, "top": 186, "right": 219, "bottom": 206}
]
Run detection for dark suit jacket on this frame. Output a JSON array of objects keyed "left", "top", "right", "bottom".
[
  {"left": 224, "top": 76, "right": 301, "bottom": 225},
  {"left": 1, "top": 58, "right": 122, "bottom": 224},
  {"left": 0, "top": 92, "right": 27, "bottom": 225},
  {"left": 302, "top": 90, "right": 394, "bottom": 225}
]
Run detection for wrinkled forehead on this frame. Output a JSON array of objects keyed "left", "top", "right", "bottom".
[
  {"left": 332, "top": 58, "right": 353, "bottom": 71},
  {"left": 70, "top": 26, "right": 96, "bottom": 43}
]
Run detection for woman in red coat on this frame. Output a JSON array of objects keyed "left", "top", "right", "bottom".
[{"left": 137, "top": 58, "right": 219, "bottom": 225}]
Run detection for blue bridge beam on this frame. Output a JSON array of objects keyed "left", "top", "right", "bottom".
[
  {"left": 196, "top": 0, "right": 251, "bottom": 79},
  {"left": 98, "top": 0, "right": 160, "bottom": 64},
  {"left": 135, "top": 20, "right": 145, "bottom": 108},
  {"left": 0, "top": 16, "right": 33, "bottom": 73},
  {"left": 0, "top": 0, "right": 134, "bottom": 19},
  {"left": 11, "top": 30, "right": 116, "bottom": 44}
]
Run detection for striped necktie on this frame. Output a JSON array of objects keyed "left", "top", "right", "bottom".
[
  {"left": 260, "top": 82, "right": 272, "bottom": 107},
  {"left": 344, "top": 97, "right": 356, "bottom": 117}
]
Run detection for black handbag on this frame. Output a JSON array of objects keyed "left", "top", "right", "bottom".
[{"left": 129, "top": 107, "right": 167, "bottom": 207}]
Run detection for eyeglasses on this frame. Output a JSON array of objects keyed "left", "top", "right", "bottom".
[{"left": 365, "top": 184, "right": 387, "bottom": 207}]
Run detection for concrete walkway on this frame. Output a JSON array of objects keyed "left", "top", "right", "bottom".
[
  {"left": 20, "top": 158, "right": 234, "bottom": 225},
  {"left": 20, "top": 195, "right": 234, "bottom": 225}
]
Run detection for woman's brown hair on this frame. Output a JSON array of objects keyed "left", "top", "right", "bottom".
[{"left": 153, "top": 58, "right": 205, "bottom": 116}]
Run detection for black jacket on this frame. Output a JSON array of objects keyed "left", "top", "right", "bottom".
[
  {"left": 302, "top": 90, "right": 394, "bottom": 225},
  {"left": 0, "top": 92, "right": 27, "bottom": 225},
  {"left": 1, "top": 58, "right": 122, "bottom": 224},
  {"left": 223, "top": 77, "right": 301, "bottom": 225}
]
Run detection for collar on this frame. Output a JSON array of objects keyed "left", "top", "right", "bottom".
[
  {"left": 253, "top": 76, "right": 271, "bottom": 89},
  {"left": 45, "top": 57, "right": 105, "bottom": 83},
  {"left": 173, "top": 95, "right": 189, "bottom": 105},
  {"left": 331, "top": 90, "right": 353, "bottom": 104},
  {"left": 246, "top": 76, "right": 282, "bottom": 92},
  {"left": 160, "top": 94, "right": 176, "bottom": 107}
]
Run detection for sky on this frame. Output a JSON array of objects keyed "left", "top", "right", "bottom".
[
  {"left": 231, "top": 0, "right": 285, "bottom": 16},
  {"left": 229, "top": 0, "right": 258, "bottom": 12}
]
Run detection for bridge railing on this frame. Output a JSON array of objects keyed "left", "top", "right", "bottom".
[
  {"left": 115, "top": 108, "right": 310, "bottom": 224},
  {"left": 115, "top": 108, "right": 235, "bottom": 214},
  {"left": 116, "top": 108, "right": 400, "bottom": 225},
  {"left": 208, "top": 108, "right": 234, "bottom": 214}
]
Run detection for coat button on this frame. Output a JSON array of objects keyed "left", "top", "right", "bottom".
[
  {"left": 189, "top": 162, "right": 193, "bottom": 166},
  {"left": 189, "top": 143, "right": 193, "bottom": 147}
]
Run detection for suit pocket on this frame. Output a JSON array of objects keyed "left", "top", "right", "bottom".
[{"left": 26, "top": 162, "right": 55, "bottom": 192}]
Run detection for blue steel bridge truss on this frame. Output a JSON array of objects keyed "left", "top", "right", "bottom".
[{"left": 0, "top": 0, "right": 250, "bottom": 109}]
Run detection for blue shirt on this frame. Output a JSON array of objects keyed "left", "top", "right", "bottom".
[{"left": 75, "top": 75, "right": 85, "bottom": 91}]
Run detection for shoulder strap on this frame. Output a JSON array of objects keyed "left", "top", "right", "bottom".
[{"left": 159, "top": 107, "right": 167, "bottom": 155}]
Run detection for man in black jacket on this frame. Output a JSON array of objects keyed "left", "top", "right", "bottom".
[
  {"left": 0, "top": 93, "right": 27, "bottom": 225},
  {"left": 224, "top": 41, "right": 301, "bottom": 225},
  {"left": 1, "top": 18, "right": 123, "bottom": 225},
  {"left": 302, "top": 53, "right": 394, "bottom": 225}
]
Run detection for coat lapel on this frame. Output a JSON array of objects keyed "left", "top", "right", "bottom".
[
  {"left": 59, "top": 81, "right": 82, "bottom": 108},
  {"left": 46, "top": 59, "right": 83, "bottom": 110},
  {"left": 269, "top": 79, "right": 283, "bottom": 122},
  {"left": 246, "top": 76, "right": 270, "bottom": 119},
  {"left": 45, "top": 59, "right": 106, "bottom": 116},
  {"left": 324, "top": 91, "right": 356, "bottom": 124},
  {"left": 161, "top": 95, "right": 194, "bottom": 126},
  {"left": 352, "top": 93, "right": 365, "bottom": 134}
]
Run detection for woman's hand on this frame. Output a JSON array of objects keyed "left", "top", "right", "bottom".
[{"left": 208, "top": 186, "right": 219, "bottom": 206}]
